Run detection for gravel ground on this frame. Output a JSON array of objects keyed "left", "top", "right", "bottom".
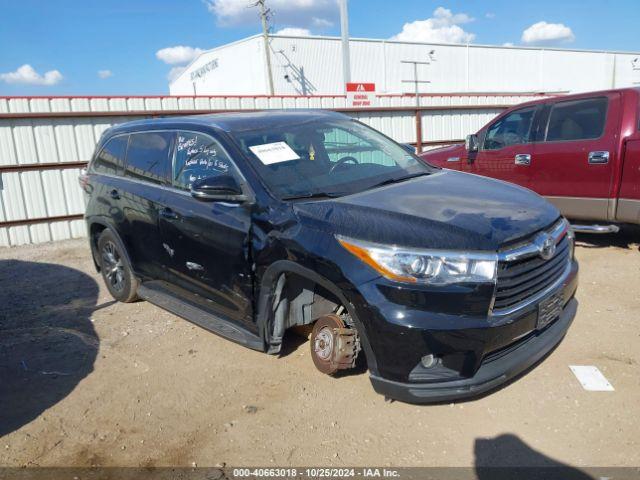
[{"left": 0, "top": 229, "right": 639, "bottom": 469}]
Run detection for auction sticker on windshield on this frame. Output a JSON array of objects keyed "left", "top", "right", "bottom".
[{"left": 249, "top": 142, "right": 300, "bottom": 165}]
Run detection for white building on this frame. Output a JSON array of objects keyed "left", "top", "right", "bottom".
[{"left": 169, "top": 34, "right": 640, "bottom": 96}]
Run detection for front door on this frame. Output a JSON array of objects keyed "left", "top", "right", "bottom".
[
  {"left": 469, "top": 105, "right": 538, "bottom": 188},
  {"left": 530, "top": 94, "right": 619, "bottom": 220},
  {"left": 158, "top": 130, "right": 254, "bottom": 327}
]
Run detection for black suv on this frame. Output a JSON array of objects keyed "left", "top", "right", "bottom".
[{"left": 81, "top": 110, "right": 578, "bottom": 403}]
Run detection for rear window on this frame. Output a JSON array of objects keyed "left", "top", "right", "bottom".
[
  {"left": 124, "top": 131, "right": 173, "bottom": 185},
  {"left": 91, "top": 135, "right": 127, "bottom": 176},
  {"left": 545, "top": 97, "right": 608, "bottom": 142}
]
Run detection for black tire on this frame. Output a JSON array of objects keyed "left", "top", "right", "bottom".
[{"left": 97, "top": 229, "right": 139, "bottom": 303}]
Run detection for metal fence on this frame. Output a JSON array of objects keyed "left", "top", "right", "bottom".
[{"left": 0, "top": 93, "right": 546, "bottom": 247}]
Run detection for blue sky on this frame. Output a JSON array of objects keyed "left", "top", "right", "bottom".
[{"left": 1, "top": 0, "right": 638, "bottom": 96}]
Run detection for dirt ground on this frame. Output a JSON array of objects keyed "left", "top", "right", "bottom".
[{"left": 1, "top": 229, "right": 639, "bottom": 469}]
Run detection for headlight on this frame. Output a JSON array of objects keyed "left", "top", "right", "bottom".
[{"left": 337, "top": 235, "right": 497, "bottom": 285}]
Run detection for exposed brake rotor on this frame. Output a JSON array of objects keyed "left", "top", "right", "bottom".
[{"left": 310, "top": 313, "right": 361, "bottom": 375}]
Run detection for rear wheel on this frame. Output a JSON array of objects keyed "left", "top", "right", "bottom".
[
  {"left": 310, "top": 313, "right": 360, "bottom": 375},
  {"left": 97, "top": 230, "right": 139, "bottom": 303}
]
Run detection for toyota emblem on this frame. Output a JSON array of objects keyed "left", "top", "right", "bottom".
[{"left": 539, "top": 234, "right": 556, "bottom": 260}]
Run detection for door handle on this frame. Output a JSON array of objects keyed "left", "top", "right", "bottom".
[
  {"left": 159, "top": 207, "right": 179, "bottom": 220},
  {"left": 588, "top": 151, "right": 609, "bottom": 164},
  {"left": 514, "top": 154, "right": 531, "bottom": 166},
  {"left": 109, "top": 189, "right": 120, "bottom": 200}
]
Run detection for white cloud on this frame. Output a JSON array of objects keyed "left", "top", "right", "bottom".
[
  {"left": 204, "top": 0, "right": 337, "bottom": 29},
  {"left": 156, "top": 46, "right": 204, "bottom": 65},
  {"left": 0, "top": 64, "right": 63, "bottom": 86},
  {"left": 274, "top": 27, "right": 312, "bottom": 36},
  {"left": 391, "top": 7, "right": 476, "bottom": 44},
  {"left": 485, "top": 12, "right": 496, "bottom": 19},
  {"left": 168, "top": 66, "right": 187, "bottom": 82},
  {"left": 312, "top": 17, "right": 333, "bottom": 28},
  {"left": 502, "top": 42, "right": 514, "bottom": 47},
  {"left": 97, "top": 69, "right": 113, "bottom": 79},
  {"left": 521, "top": 21, "right": 575, "bottom": 45}
]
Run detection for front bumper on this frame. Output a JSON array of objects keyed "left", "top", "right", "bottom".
[
  {"left": 356, "top": 258, "right": 579, "bottom": 404},
  {"left": 370, "top": 297, "right": 577, "bottom": 403}
]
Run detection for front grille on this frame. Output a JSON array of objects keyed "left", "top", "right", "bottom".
[{"left": 493, "top": 234, "right": 570, "bottom": 311}]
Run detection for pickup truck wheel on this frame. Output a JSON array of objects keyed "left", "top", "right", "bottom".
[
  {"left": 310, "top": 314, "right": 359, "bottom": 375},
  {"left": 97, "top": 230, "right": 139, "bottom": 303}
]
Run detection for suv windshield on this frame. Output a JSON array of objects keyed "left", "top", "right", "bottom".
[{"left": 230, "top": 118, "right": 434, "bottom": 199}]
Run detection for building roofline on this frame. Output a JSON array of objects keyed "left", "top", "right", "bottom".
[
  {"left": 168, "top": 34, "right": 262, "bottom": 87},
  {"left": 189, "top": 32, "right": 640, "bottom": 58},
  {"left": 267, "top": 33, "right": 640, "bottom": 56}
]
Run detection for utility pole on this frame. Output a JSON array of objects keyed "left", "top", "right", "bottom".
[
  {"left": 253, "top": 0, "right": 275, "bottom": 95},
  {"left": 338, "top": 0, "right": 351, "bottom": 92},
  {"left": 401, "top": 60, "right": 430, "bottom": 107}
]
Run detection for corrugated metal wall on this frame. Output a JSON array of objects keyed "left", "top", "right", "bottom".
[{"left": 0, "top": 93, "right": 541, "bottom": 247}]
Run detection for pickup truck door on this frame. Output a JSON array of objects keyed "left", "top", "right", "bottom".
[
  {"left": 529, "top": 94, "right": 620, "bottom": 221},
  {"left": 617, "top": 138, "right": 640, "bottom": 224},
  {"left": 467, "top": 105, "right": 538, "bottom": 187},
  {"left": 158, "top": 130, "right": 254, "bottom": 327}
]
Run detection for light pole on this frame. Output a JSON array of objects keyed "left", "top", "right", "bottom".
[{"left": 338, "top": 0, "right": 351, "bottom": 92}]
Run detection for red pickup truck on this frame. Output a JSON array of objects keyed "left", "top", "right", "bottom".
[{"left": 420, "top": 88, "right": 640, "bottom": 231}]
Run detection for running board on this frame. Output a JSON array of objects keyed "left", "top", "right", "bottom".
[
  {"left": 138, "top": 281, "right": 264, "bottom": 351},
  {"left": 570, "top": 224, "right": 620, "bottom": 234}
]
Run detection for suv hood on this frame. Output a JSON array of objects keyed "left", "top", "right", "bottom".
[{"left": 293, "top": 170, "right": 560, "bottom": 251}]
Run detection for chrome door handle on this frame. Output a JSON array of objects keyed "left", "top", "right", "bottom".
[
  {"left": 514, "top": 154, "right": 531, "bottom": 166},
  {"left": 588, "top": 151, "right": 609, "bottom": 164}
]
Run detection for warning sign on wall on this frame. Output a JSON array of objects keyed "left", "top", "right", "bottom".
[{"left": 346, "top": 83, "right": 376, "bottom": 108}]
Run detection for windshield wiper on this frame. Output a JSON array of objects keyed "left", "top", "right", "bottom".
[
  {"left": 281, "top": 192, "right": 343, "bottom": 201},
  {"left": 368, "top": 171, "right": 430, "bottom": 190}
]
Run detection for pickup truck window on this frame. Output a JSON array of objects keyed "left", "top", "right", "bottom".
[
  {"left": 91, "top": 135, "right": 127, "bottom": 176},
  {"left": 173, "top": 132, "right": 237, "bottom": 190},
  {"left": 545, "top": 97, "right": 607, "bottom": 142},
  {"left": 483, "top": 107, "right": 536, "bottom": 151},
  {"left": 124, "top": 131, "right": 173, "bottom": 185}
]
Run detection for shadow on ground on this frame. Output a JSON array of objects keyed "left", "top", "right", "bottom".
[
  {"left": 0, "top": 259, "right": 101, "bottom": 437},
  {"left": 475, "top": 434, "right": 594, "bottom": 479}
]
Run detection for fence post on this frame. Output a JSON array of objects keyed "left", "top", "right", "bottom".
[{"left": 415, "top": 109, "right": 423, "bottom": 154}]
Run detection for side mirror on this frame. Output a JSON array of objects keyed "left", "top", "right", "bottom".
[
  {"left": 465, "top": 134, "right": 479, "bottom": 153},
  {"left": 190, "top": 175, "right": 247, "bottom": 202}
]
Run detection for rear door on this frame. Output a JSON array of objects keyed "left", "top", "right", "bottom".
[
  {"left": 119, "top": 131, "right": 174, "bottom": 279},
  {"left": 468, "top": 105, "right": 538, "bottom": 187},
  {"left": 158, "top": 130, "right": 254, "bottom": 327},
  {"left": 530, "top": 94, "right": 619, "bottom": 220}
]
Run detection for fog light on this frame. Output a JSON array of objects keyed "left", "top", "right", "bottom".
[{"left": 421, "top": 354, "right": 437, "bottom": 369}]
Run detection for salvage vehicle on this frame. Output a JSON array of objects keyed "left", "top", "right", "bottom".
[
  {"left": 80, "top": 110, "right": 578, "bottom": 403},
  {"left": 420, "top": 88, "right": 640, "bottom": 233}
]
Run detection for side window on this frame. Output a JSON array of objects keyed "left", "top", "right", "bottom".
[
  {"left": 124, "top": 131, "right": 173, "bottom": 184},
  {"left": 173, "top": 132, "right": 235, "bottom": 190},
  {"left": 545, "top": 97, "right": 608, "bottom": 142},
  {"left": 483, "top": 107, "right": 536, "bottom": 150},
  {"left": 91, "top": 135, "right": 127, "bottom": 175}
]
